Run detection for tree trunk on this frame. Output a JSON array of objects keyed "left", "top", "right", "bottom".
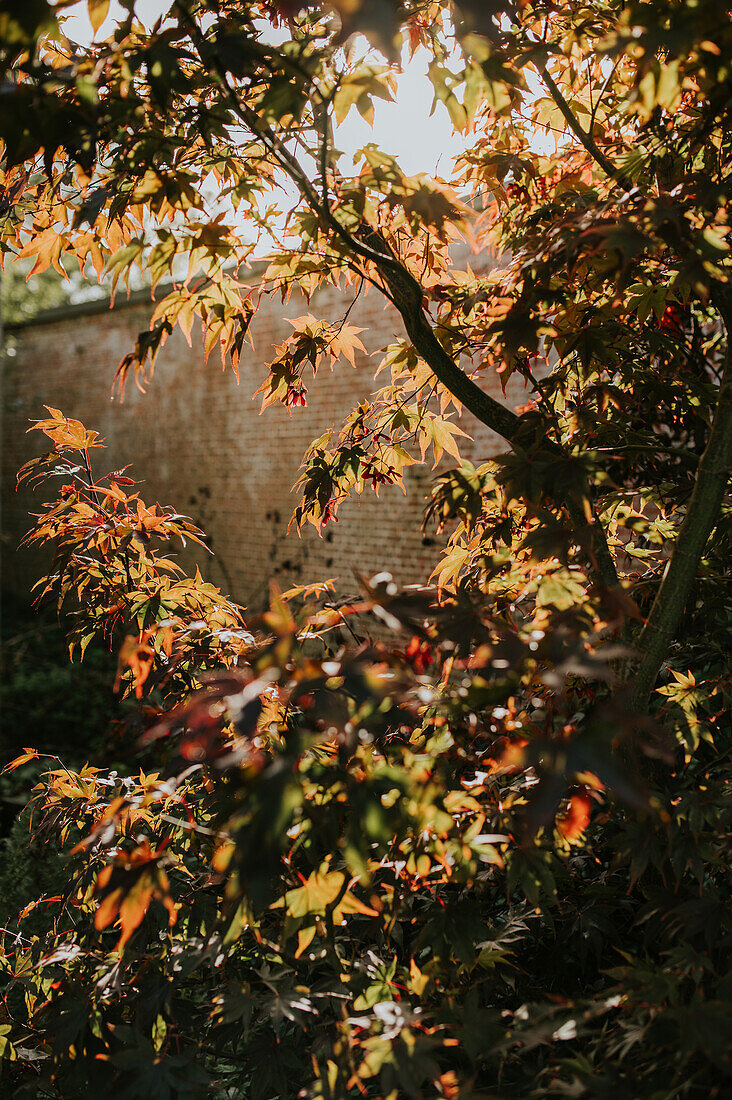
[{"left": 627, "top": 290, "right": 732, "bottom": 709}]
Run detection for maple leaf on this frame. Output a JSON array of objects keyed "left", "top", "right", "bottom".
[
  {"left": 114, "top": 634, "right": 155, "bottom": 699},
  {"left": 94, "top": 842, "right": 177, "bottom": 951},
  {"left": 431, "top": 541, "right": 470, "bottom": 593},
  {"left": 333, "top": 64, "right": 395, "bottom": 126},
  {"left": 556, "top": 792, "right": 593, "bottom": 845},
  {"left": 2, "top": 747, "right": 39, "bottom": 773},
  {"left": 328, "top": 324, "right": 367, "bottom": 368},
  {"left": 29, "top": 407, "right": 104, "bottom": 452},
  {"left": 87, "top": 0, "right": 110, "bottom": 36},
  {"left": 280, "top": 870, "right": 343, "bottom": 918},
  {"left": 419, "top": 414, "right": 469, "bottom": 468}
]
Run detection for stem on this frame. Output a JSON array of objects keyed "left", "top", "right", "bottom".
[{"left": 628, "top": 289, "right": 732, "bottom": 709}]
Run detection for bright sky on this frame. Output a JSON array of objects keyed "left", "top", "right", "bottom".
[{"left": 61, "top": 0, "right": 468, "bottom": 178}]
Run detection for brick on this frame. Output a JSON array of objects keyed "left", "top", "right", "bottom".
[{"left": 1, "top": 277, "right": 531, "bottom": 610}]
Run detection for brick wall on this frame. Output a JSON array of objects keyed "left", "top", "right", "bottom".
[{"left": 1, "top": 274, "right": 528, "bottom": 611}]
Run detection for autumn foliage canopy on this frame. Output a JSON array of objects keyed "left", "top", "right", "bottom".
[{"left": 0, "top": 0, "right": 731, "bottom": 1097}]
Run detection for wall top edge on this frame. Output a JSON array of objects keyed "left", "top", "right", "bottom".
[
  {"left": 2, "top": 257, "right": 274, "bottom": 333},
  {"left": 3, "top": 281, "right": 172, "bottom": 332},
  {"left": 3, "top": 245, "right": 491, "bottom": 334}
]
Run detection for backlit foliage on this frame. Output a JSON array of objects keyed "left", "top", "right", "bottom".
[{"left": 0, "top": 1, "right": 731, "bottom": 1097}]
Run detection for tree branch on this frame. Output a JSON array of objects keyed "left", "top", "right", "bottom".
[
  {"left": 538, "top": 64, "right": 631, "bottom": 191},
  {"left": 354, "top": 223, "right": 619, "bottom": 589},
  {"left": 177, "top": 2, "right": 619, "bottom": 589},
  {"left": 628, "top": 287, "right": 732, "bottom": 709}
]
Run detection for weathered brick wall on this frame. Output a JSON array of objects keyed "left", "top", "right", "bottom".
[{"left": 1, "top": 276, "right": 527, "bottom": 610}]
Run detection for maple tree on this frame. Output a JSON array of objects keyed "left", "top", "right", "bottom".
[{"left": 0, "top": 0, "right": 731, "bottom": 1097}]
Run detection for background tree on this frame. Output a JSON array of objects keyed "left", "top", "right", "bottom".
[
  {"left": 1, "top": 260, "right": 74, "bottom": 324},
  {"left": 0, "top": 1, "right": 730, "bottom": 1097}
]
